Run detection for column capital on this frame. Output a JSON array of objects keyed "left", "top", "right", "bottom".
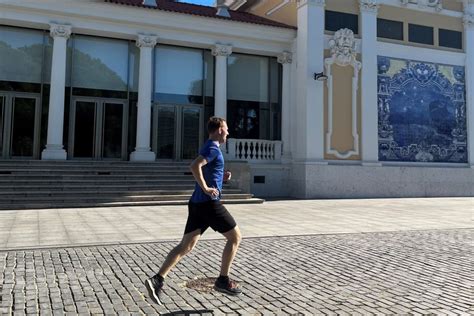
[
  {"left": 136, "top": 34, "right": 158, "bottom": 48},
  {"left": 359, "top": 0, "right": 379, "bottom": 14},
  {"left": 464, "top": 14, "right": 474, "bottom": 29},
  {"left": 211, "top": 44, "right": 232, "bottom": 57},
  {"left": 297, "top": 0, "right": 325, "bottom": 9},
  {"left": 277, "top": 51, "right": 293, "bottom": 64},
  {"left": 49, "top": 23, "right": 72, "bottom": 39}
]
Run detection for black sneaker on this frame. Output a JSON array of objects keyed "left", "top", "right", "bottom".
[
  {"left": 145, "top": 275, "right": 164, "bottom": 305},
  {"left": 214, "top": 278, "right": 242, "bottom": 296}
]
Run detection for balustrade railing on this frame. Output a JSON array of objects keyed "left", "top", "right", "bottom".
[{"left": 221, "top": 138, "right": 282, "bottom": 163}]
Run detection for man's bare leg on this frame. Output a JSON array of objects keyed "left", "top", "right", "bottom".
[
  {"left": 214, "top": 226, "right": 242, "bottom": 295},
  {"left": 145, "top": 229, "right": 201, "bottom": 305},
  {"left": 220, "top": 226, "right": 242, "bottom": 277},
  {"left": 158, "top": 228, "right": 202, "bottom": 278}
]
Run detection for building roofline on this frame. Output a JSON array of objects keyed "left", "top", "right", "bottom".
[{"left": 104, "top": 0, "right": 296, "bottom": 30}]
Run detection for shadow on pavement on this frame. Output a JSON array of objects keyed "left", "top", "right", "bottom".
[{"left": 161, "top": 310, "right": 213, "bottom": 316}]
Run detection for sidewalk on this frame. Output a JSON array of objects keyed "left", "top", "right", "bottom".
[
  {"left": 0, "top": 197, "right": 472, "bottom": 250},
  {"left": 0, "top": 198, "right": 473, "bottom": 315}
]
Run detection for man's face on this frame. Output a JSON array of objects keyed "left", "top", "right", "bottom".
[{"left": 218, "top": 122, "right": 229, "bottom": 144}]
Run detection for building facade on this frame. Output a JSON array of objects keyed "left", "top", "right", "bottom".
[{"left": 1, "top": 0, "right": 473, "bottom": 198}]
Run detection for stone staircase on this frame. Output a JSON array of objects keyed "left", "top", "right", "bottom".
[{"left": 0, "top": 160, "right": 264, "bottom": 210}]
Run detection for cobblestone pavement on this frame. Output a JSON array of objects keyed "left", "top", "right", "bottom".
[{"left": 0, "top": 229, "right": 472, "bottom": 315}]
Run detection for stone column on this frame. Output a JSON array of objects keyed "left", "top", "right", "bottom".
[
  {"left": 41, "top": 23, "right": 71, "bottom": 160},
  {"left": 359, "top": 0, "right": 381, "bottom": 166},
  {"left": 295, "top": 0, "right": 326, "bottom": 162},
  {"left": 278, "top": 51, "right": 293, "bottom": 161},
  {"left": 130, "top": 35, "right": 157, "bottom": 162},
  {"left": 294, "top": 0, "right": 325, "bottom": 163},
  {"left": 212, "top": 44, "right": 232, "bottom": 120},
  {"left": 464, "top": 12, "right": 474, "bottom": 167}
]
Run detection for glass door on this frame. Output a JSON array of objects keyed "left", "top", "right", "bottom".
[
  {"left": 102, "top": 102, "right": 126, "bottom": 159},
  {"left": 70, "top": 98, "right": 127, "bottom": 160},
  {"left": 0, "top": 93, "right": 40, "bottom": 159},
  {"left": 11, "top": 97, "right": 38, "bottom": 157},
  {"left": 72, "top": 100, "right": 96, "bottom": 159},
  {"left": 181, "top": 106, "right": 201, "bottom": 160},
  {"left": 153, "top": 104, "right": 203, "bottom": 160},
  {"left": 154, "top": 105, "right": 176, "bottom": 159}
]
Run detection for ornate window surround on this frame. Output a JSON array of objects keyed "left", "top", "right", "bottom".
[{"left": 324, "top": 28, "right": 362, "bottom": 159}]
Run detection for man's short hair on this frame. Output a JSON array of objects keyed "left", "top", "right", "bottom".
[{"left": 207, "top": 116, "right": 226, "bottom": 134}]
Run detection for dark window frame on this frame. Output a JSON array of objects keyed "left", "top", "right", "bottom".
[
  {"left": 325, "top": 10, "right": 359, "bottom": 35},
  {"left": 439, "top": 28, "right": 463, "bottom": 50},
  {"left": 226, "top": 53, "right": 282, "bottom": 141},
  {"left": 377, "top": 18, "right": 404, "bottom": 41},
  {"left": 408, "top": 23, "right": 434, "bottom": 45}
]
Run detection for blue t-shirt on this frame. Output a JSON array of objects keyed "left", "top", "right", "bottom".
[{"left": 190, "top": 140, "right": 224, "bottom": 203}]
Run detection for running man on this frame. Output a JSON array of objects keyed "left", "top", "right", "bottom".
[{"left": 145, "top": 116, "right": 242, "bottom": 305}]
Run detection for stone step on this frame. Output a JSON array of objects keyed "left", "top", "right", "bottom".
[
  {"left": 0, "top": 183, "right": 233, "bottom": 191},
  {"left": 0, "top": 179, "right": 197, "bottom": 185},
  {"left": 0, "top": 193, "right": 254, "bottom": 203},
  {"left": 0, "top": 160, "right": 190, "bottom": 163},
  {"left": 0, "top": 159, "right": 260, "bottom": 208},
  {"left": 0, "top": 174, "right": 194, "bottom": 180},
  {"left": 0, "top": 160, "right": 191, "bottom": 169},
  {"left": 0, "top": 189, "right": 242, "bottom": 197},
  {"left": 0, "top": 198, "right": 265, "bottom": 210},
  {"left": 0, "top": 168, "right": 191, "bottom": 175}
]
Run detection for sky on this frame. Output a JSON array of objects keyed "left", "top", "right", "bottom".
[{"left": 178, "top": 0, "right": 215, "bottom": 6}]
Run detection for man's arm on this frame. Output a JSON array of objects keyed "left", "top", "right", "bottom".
[{"left": 190, "top": 155, "right": 219, "bottom": 198}]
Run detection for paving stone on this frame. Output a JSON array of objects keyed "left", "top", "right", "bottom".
[{"left": 0, "top": 229, "right": 473, "bottom": 314}]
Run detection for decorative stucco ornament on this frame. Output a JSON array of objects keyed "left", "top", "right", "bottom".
[
  {"left": 136, "top": 35, "right": 158, "bottom": 48},
  {"left": 211, "top": 44, "right": 232, "bottom": 57},
  {"left": 328, "top": 28, "right": 357, "bottom": 67},
  {"left": 49, "top": 24, "right": 72, "bottom": 38},
  {"left": 400, "top": 0, "right": 442, "bottom": 11},
  {"left": 359, "top": 0, "right": 379, "bottom": 12},
  {"left": 277, "top": 51, "right": 293, "bottom": 64},
  {"left": 464, "top": 14, "right": 474, "bottom": 28}
]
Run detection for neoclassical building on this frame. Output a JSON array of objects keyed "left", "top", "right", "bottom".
[{"left": 0, "top": 0, "right": 473, "bottom": 198}]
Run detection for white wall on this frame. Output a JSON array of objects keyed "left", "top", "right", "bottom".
[{"left": 292, "top": 164, "right": 474, "bottom": 198}]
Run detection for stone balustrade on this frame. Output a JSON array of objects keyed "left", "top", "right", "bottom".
[{"left": 221, "top": 138, "right": 282, "bottom": 163}]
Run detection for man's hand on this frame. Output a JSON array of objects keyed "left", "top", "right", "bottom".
[
  {"left": 205, "top": 187, "right": 219, "bottom": 198},
  {"left": 224, "top": 170, "right": 231, "bottom": 182}
]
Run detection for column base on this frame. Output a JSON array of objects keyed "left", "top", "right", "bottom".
[
  {"left": 41, "top": 145, "right": 67, "bottom": 160},
  {"left": 130, "top": 150, "right": 156, "bottom": 162}
]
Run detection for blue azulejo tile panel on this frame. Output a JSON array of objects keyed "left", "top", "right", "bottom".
[{"left": 377, "top": 56, "right": 467, "bottom": 163}]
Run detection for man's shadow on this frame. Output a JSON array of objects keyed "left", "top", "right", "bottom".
[{"left": 161, "top": 310, "right": 213, "bottom": 316}]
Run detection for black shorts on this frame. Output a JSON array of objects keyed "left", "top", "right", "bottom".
[{"left": 184, "top": 200, "right": 237, "bottom": 235}]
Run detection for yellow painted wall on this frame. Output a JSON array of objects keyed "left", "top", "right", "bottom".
[
  {"left": 326, "top": 0, "right": 359, "bottom": 15},
  {"left": 443, "top": 0, "right": 463, "bottom": 12},
  {"left": 247, "top": 0, "right": 298, "bottom": 26}
]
